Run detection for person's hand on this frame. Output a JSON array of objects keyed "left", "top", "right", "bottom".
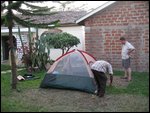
[
  {"left": 127, "top": 52, "right": 131, "bottom": 58},
  {"left": 128, "top": 49, "right": 134, "bottom": 56},
  {"left": 128, "top": 52, "right": 130, "bottom": 55}
]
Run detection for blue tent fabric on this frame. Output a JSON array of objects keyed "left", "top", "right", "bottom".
[{"left": 40, "top": 50, "right": 97, "bottom": 94}]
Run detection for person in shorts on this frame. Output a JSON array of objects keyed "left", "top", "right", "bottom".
[{"left": 120, "top": 37, "right": 135, "bottom": 82}]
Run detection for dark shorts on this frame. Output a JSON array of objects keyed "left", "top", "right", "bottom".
[{"left": 122, "top": 57, "right": 131, "bottom": 69}]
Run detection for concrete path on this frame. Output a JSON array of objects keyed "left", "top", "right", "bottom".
[{"left": 1, "top": 68, "right": 25, "bottom": 74}]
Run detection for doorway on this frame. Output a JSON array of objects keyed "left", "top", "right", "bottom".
[{"left": 1, "top": 36, "right": 17, "bottom": 60}]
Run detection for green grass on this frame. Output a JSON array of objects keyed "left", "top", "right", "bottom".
[
  {"left": 106, "top": 70, "right": 149, "bottom": 96},
  {"left": 1, "top": 69, "right": 149, "bottom": 112},
  {"left": 1, "top": 69, "right": 47, "bottom": 112},
  {"left": 1, "top": 64, "right": 11, "bottom": 71},
  {"left": 1, "top": 64, "right": 25, "bottom": 71}
]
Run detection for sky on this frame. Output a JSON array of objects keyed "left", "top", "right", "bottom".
[
  {"left": 40, "top": 1, "right": 108, "bottom": 8},
  {"left": 22, "top": 1, "right": 109, "bottom": 12},
  {"left": 2, "top": 1, "right": 109, "bottom": 14}
]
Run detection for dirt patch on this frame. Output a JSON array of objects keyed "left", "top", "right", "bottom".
[
  {"left": 107, "top": 76, "right": 129, "bottom": 88},
  {"left": 10, "top": 88, "right": 149, "bottom": 112}
]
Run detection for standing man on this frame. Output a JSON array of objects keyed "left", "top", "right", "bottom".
[
  {"left": 91, "top": 60, "right": 113, "bottom": 97},
  {"left": 120, "top": 37, "right": 135, "bottom": 82}
]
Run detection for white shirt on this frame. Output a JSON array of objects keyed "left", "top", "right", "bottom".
[
  {"left": 91, "top": 60, "right": 113, "bottom": 75},
  {"left": 121, "top": 41, "right": 135, "bottom": 59}
]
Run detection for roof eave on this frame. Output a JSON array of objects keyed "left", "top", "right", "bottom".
[
  {"left": 76, "top": 1, "right": 116, "bottom": 24},
  {"left": 59, "top": 23, "right": 80, "bottom": 27}
]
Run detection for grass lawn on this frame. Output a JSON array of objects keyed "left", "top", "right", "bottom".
[
  {"left": 1, "top": 64, "right": 11, "bottom": 71},
  {"left": 1, "top": 67, "right": 149, "bottom": 112},
  {"left": 1, "top": 64, "right": 25, "bottom": 72}
]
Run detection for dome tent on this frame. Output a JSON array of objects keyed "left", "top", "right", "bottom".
[{"left": 40, "top": 49, "right": 97, "bottom": 94}]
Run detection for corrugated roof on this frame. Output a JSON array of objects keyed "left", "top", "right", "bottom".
[{"left": 17, "top": 11, "right": 87, "bottom": 26}]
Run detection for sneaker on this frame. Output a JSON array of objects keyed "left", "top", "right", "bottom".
[
  {"left": 94, "top": 90, "right": 98, "bottom": 94},
  {"left": 98, "top": 92, "right": 105, "bottom": 97},
  {"left": 98, "top": 93, "right": 104, "bottom": 97}
]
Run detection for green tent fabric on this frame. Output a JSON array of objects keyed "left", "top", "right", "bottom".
[{"left": 40, "top": 49, "right": 97, "bottom": 94}]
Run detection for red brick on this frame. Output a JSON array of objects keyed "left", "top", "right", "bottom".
[{"left": 84, "top": 1, "right": 149, "bottom": 72}]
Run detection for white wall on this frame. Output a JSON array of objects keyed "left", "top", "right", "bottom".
[
  {"left": 13, "top": 33, "right": 29, "bottom": 60},
  {"left": 38, "top": 26, "right": 85, "bottom": 60},
  {"left": 1, "top": 26, "right": 85, "bottom": 62},
  {"left": 1, "top": 27, "right": 33, "bottom": 64}
]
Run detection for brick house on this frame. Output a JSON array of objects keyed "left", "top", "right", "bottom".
[{"left": 76, "top": 1, "right": 149, "bottom": 72}]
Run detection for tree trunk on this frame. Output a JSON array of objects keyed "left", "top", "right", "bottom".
[
  {"left": 18, "top": 26, "right": 27, "bottom": 69},
  {"left": 65, "top": 47, "right": 70, "bottom": 54},
  {"left": 36, "top": 27, "right": 39, "bottom": 40},
  {"left": 28, "top": 27, "right": 32, "bottom": 54},
  {"left": 18, "top": 26, "right": 25, "bottom": 56},
  {"left": 28, "top": 27, "right": 32, "bottom": 68},
  {"left": 8, "top": 21, "right": 17, "bottom": 88},
  {"left": 62, "top": 49, "right": 65, "bottom": 55},
  {"left": 8, "top": 1, "right": 17, "bottom": 89}
]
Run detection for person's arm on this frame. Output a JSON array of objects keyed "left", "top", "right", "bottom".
[
  {"left": 128, "top": 49, "right": 135, "bottom": 56},
  {"left": 127, "top": 43, "right": 135, "bottom": 56},
  {"left": 107, "top": 63, "right": 113, "bottom": 75},
  {"left": 107, "top": 63, "right": 113, "bottom": 86},
  {"left": 109, "top": 74, "right": 113, "bottom": 86}
]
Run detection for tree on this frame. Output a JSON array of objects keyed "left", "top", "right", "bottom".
[
  {"left": 52, "top": 1, "right": 88, "bottom": 11},
  {"left": 18, "top": 26, "right": 28, "bottom": 69},
  {"left": 41, "top": 32, "right": 80, "bottom": 55},
  {"left": 1, "top": 1, "right": 59, "bottom": 89},
  {"left": 52, "top": 1, "right": 74, "bottom": 11}
]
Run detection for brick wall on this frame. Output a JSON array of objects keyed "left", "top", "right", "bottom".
[{"left": 84, "top": 1, "right": 149, "bottom": 72}]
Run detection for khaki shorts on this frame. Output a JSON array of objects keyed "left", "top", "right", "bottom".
[{"left": 122, "top": 57, "right": 131, "bottom": 69}]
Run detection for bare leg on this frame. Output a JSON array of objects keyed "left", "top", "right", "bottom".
[
  {"left": 121, "top": 69, "right": 128, "bottom": 79},
  {"left": 127, "top": 68, "right": 132, "bottom": 81},
  {"left": 124, "top": 69, "right": 128, "bottom": 78}
]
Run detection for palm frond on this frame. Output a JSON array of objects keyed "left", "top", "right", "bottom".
[
  {"left": 1, "top": 2, "right": 6, "bottom": 12},
  {"left": 6, "top": 12, "right": 13, "bottom": 26},
  {"left": 17, "top": 8, "right": 57, "bottom": 16},
  {"left": 1, "top": 1, "right": 59, "bottom": 28},
  {"left": 1, "top": 16, "right": 5, "bottom": 26},
  {"left": 23, "top": 2, "right": 48, "bottom": 9},
  {"left": 13, "top": 14, "right": 60, "bottom": 28},
  {"left": 7, "top": 1, "right": 23, "bottom": 10},
  {"left": 16, "top": 8, "right": 34, "bottom": 15},
  {"left": 30, "top": 11, "right": 57, "bottom": 16},
  {"left": 22, "top": 18, "right": 37, "bottom": 23},
  {"left": 25, "top": 1, "right": 44, "bottom": 3},
  {"left": 32, "top": 6, "right": 55, "bottom": 13}
]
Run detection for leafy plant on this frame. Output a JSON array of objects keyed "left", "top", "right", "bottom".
[
  {"left": 1, "top": 1, "right": 59, "bottom": 89},
  {"left": 31, "top": 38, "right": 52, "bottom": 70},
  {"left": 41, "top": 32, "right": 80, "bottom": 55}
]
